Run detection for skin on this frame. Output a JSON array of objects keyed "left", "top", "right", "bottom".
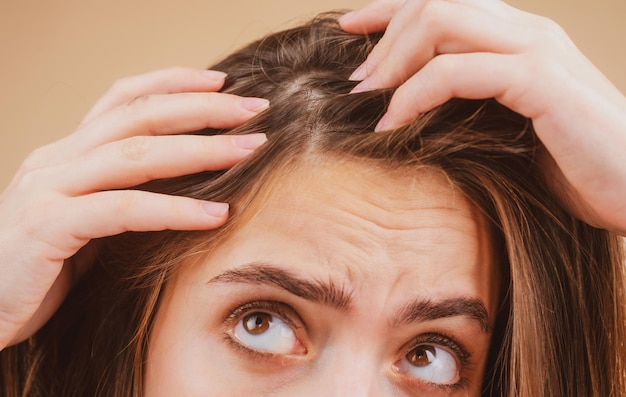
[
  {"left": 145, "top": 161, "right": 499, "bottom": 396},
  {"left": 0, "top": 68, "right": 269, "bottom": 348},
  {"left": 340, "top": 0, "right": 626, "bottom": 235},
  {"left": 2, "top": 0, "right": 625, "bottom": 379}
]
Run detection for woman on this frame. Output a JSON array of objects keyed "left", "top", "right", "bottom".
[{"left": 1, "top": 1, "right": 625, "bottom": 396}]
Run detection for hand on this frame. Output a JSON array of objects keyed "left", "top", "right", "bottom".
[
  {"left": 340, "top": 0, "right": 626, "bottom": 235},
  {"left": 0, "top": 67, "right": 269, "bottom": 349}
]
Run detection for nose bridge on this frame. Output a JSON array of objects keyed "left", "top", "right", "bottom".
[{"left": 310, "top": 342, "right": 383, "bottom": 397}]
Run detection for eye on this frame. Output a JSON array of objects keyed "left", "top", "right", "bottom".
[
  {"left": 231, "top": 311, "right": 300, "bottom": 354},
  {"left": 396, "top": 344, "right": 459, "bottom": 385}
]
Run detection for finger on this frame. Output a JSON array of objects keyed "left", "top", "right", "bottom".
[
  {"left": 339, "top": 0, "right": 406, "bottom": 34},
  {"left": 349, "top": 1, "right": 427, "bottom": 81},
  {"left": 351, "top": 0, "right": 528, "bottom": 90},
  {"left": 47, "top": 191, "right": 231, "bottom": 243},
  {"left": 49, "top": 93, "right": 269, "bottom": 163},
  {"left": 81, "top": 67, "right": 228, "bottom": 125},
  {"left": 50, "top": 134, "right": 267, "bottom": 195},
  {"left": 375, "top": 53, "right": 524, "bottom": 131}
]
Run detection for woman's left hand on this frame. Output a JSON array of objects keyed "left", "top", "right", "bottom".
[{"left": 340, "top": 0, "right": 626, "bottom": 235}]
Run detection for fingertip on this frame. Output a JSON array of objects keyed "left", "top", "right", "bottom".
[
  {"left": 240, "top": 97, "right": 270, "bottom": 113},
  {"left": 202, "top": 201, "right": 229, "bottom": 218},
  {"left": 375, "top": 112, "right": 411, "bottom": 132},
  {"left": 199, "top": 70, "right": 227, "bottom": 93},
  {"left": 374, "top": 112, "right": 402, "bottom": 132},
  {"left": 231, "top": 133, "right": 268, "bottom": 151},
  {"left": 350, "top": 79, "right": 371, "bottom": 94},
  {"left": 350, "top": 66, "right": 395, "bottom": 93},
  {"left": 350, "top": 73, "right": 386, "bottom": 93},
  {"left": 349, "top": 63, "right": 369, "bottom": 82},
  {"left": 339, "top": 10, "right": 356, "bottom": 24},
  {"left": 338, "top": 0, "right": 400, "bottom": 34},
  {"left": 374, "top": 113, "right": 389, "bottom": 132},
  {"left": 202, "top": 70, "right": 227, "bottom": 82},
  {"left": 339, "top": 10, "right": 359, "bottom": 31}
]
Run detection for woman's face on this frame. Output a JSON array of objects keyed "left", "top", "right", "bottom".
[{"left": 145, "top": 160, "right": 499, "bottom": 396}]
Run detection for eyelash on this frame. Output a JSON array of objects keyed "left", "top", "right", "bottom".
[
  {"left": 222, "top": 300, "right": 473, "bottom": 391},
  {"left": 222, "top": 300, "right": 303, "bottom": 360},
  {"left": 401, "top": 333, "right": 472, "bottom": 392},
  {"left": 223, "top": 300, "right": 301, "bottom": 330}
]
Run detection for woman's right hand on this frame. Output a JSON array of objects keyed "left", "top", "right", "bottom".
[
  {"left": 340, "top": 0, "right": 626, "bottom": 235},
  {"left": 0, "top": 68, "right": 269, "bottom": 349}
]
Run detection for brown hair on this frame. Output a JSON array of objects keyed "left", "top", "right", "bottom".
[{"left": 2, "top": 12, "right": 625, "bottom": 397}]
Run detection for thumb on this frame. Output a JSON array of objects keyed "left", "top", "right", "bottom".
[{"left": 339, "top": 0, "right": 405, "bottom": 34}]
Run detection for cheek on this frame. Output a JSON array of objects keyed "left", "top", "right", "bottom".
[
  {"left": 144, "top": 278, "right": 223, "bottom": 396},
  {"left": 144, "top": 274, "right": 288, "bottom": 396}
]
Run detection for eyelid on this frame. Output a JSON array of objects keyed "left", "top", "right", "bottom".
[
  {"left": 222, "top": 300, "right": 304, "bottom": 331},
  {"left": 222, "top": 333, "right": 287, "bottom": 362},
  {"left": 222, "top": 300, "right": 308, "bottom": 360},
  {"left": 406, "top": 332, "right": 472, "bottom": 368},
  {"left": 220, "top": 301, "right": 475, "bottom": 390},
  {"left": 397, "top": 332, "right": 473, "bottom": 392}
]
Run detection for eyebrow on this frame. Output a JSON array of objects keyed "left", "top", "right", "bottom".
[
  {"left": 208, "top": 263, "right": 492, "bottom": 333},
  {"left": 393, "top": 298, "right": 492, "bottom": 333},
  {"left": 208, "top": 263, "right": 354, "bottom": 311}
]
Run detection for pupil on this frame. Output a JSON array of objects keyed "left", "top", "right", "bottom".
[
  {"left": 243, "top": 312, "right": 272, "bottom": 335},
  {"left": 408, "top": 346, "right": 435, "bottom": 367}
]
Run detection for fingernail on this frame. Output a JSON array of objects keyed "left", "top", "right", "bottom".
[
  {"left": 339, "top": 10, "right": 358, "bottom": 25},
  {"left": 349, "top": 64, "right": 368, "bottom": 81},
  {"left": 241, "top": 97, "right": 270, "bottom": 112},
  {"left": 232, "top": 133, "right": 268, "bottom": 150},
  {"left": 202, "top": 201, "right": 229, "bottom": 217},
  {"left": 350, "top": 79, "right": 371, "bottom": 94},
  {"left": 202, "top": 70, "right": 227, "bottom": 81},
  {"left": 375, "top": 113, "right": 389, "bottom": 132}
]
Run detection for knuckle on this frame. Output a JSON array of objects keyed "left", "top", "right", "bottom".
[
  {"left": 204, "top": 92, "right": 220, "bottom": 108},
  {"left": 125, "top": 94, "right": 152, "bottom": 109},
  {"left": 537, "top": 16, "right": 565, "bottom": 36},
  {"left": 373, "top": 60, "right": 398, "bottom": 86},
  {"left": 535, "top": 16, "right": 569, "bottom": 45},
  {"left": 13, "top": 165, "right": 52, "bottom": 192},
  {"left": 410, "top": 56, "right": 456, "bottom": 107},
  {"left": 21, "top": 145, "right": 52, "bottom": 171},
  {"left": 119, "top": 95, "right": 161, "bottom": 135},
  {"left": 430, "top": 54, "right": 457, "bottom": 76},
  {"left": 110, "top": 76, "right": 131, "bottom": 90},
  {"left": 21, "top": 195, "right": 56, "bottom": 229},
  {"left": 118, "top": 136, "right": 152, "bottom": 162},
  {"left": 111, "top": 190, "right": 142, "bottom": 215},
  {"left": 420, "top": 1, "right": 449, "bottom": 30},
  {"left": 13, "top": 169, "right": 39, "bottom": 192},
  {"left": 108, "top": 77, "right": 133, "bottom": 98}
]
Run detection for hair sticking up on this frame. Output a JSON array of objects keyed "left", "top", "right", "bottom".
[{"left": 1, "top": 12, "right": 624, "bottom": 397}]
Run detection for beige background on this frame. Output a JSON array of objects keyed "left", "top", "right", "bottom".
[{"left": 0, "top": 0, "right": 625, "bottom": 187}]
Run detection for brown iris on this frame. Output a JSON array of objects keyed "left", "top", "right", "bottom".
[
  {"left": 243, "top": 312, "right": 272, "bottom": 335},
  {"left": 406, "top": 345, "right": 436, "bottom": 367}
]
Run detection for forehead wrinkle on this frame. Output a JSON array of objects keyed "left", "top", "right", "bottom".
[
  {"left": 211, "top": 159, "right": 497, "bottom": 326},
  {"left": 239, "top": 158, "right": 491, "bottom": 286},
  {"left": 271, "top": 163, "right": 475, "bottom": 239}
]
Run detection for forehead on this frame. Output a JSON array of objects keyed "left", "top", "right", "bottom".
[{"left": 206, "top": 159, "right": 498, "bottom": 312}]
